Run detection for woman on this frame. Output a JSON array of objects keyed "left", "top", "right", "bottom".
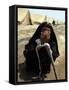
[{"left": 23, "top": 22, "right": 59, "bottom": 80}]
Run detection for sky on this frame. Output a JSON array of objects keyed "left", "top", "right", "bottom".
[{"left": 27, "top": 8, "right": 65, "bottom": 22}]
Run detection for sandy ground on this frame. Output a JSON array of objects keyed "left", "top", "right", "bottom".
[{"left": 17, "top": 24, "right": 66, "bottom": 82}]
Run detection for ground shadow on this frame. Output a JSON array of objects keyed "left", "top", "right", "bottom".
[{"left": 18, "top": 62, "right": 40, "bottom": 82}]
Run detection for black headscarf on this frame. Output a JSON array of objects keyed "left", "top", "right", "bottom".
[
  {"left": 27, "top": 22, "right": 59, "bottom": 55},
  {"left": 24, "top": 22, "right": 59, "bottom": 74}
]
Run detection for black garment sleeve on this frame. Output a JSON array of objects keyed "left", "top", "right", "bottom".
[
  {"left": 23, "top": 43, "right": 35, "bottom": 57},
  {"left": 50, "top": 42, "right": 59, "bottom": 61}
]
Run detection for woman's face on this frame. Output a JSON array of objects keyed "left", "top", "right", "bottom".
[{"left": 40, "top": 27, "right": 51, "bottom": 42}]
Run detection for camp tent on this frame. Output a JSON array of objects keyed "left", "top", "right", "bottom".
[{"left": 18, "top": 8, "right": 32, "bottom": 25}]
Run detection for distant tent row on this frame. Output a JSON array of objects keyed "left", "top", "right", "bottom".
[{"left": 18, "top": 8, "right": 64, "bottom": 25}]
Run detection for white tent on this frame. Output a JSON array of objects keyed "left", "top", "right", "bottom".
[{"left": 18, "top": 8, "right": 31, "bottom": 25}]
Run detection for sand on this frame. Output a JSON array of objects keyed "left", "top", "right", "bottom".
[{"left": 17, "top": 24, "right": 66, "bottom": 82}]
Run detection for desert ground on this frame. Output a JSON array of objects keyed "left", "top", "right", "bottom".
[{"left": 17, "top": 24, "right": 66, "bottom": 82}]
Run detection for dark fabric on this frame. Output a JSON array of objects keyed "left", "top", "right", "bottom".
[
  {"left": 23, "top": 22, "right": 59, "bottom": 75},
  {"left": 38, "top": 46, "right": 51, "bottom": 74}
]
